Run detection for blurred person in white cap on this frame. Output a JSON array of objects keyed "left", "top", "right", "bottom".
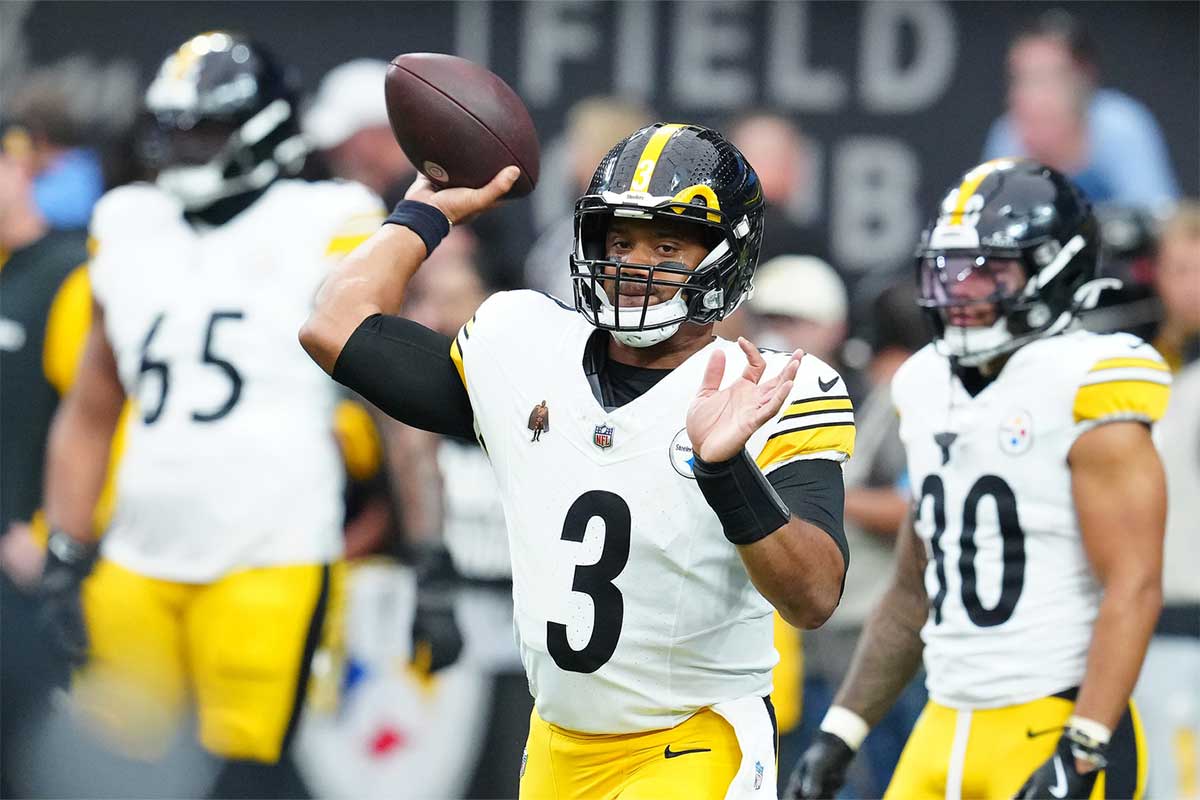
[
  {"left": 746, "top": 255, "right": 860, "bottom": 400},
  {"left": 303, "top": 59, "right": 414, "bottom": 207}
]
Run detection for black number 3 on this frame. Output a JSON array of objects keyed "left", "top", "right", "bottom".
[
  {"left": 920, "top": 474, "right": 1026, "bottom": 627},
  {"left": 547, "top": 491, "right": 631, "bottom": 674},
  {"left": 136, "top": 310, "right": 245, "bottom": 425}
]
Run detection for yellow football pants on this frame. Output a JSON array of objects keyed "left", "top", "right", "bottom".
[
  {"left": 520, "top": 706, "right": 746, "bottom": 800},
  {"left": 75, "top": 558, "right": 335, "bottom": 763},
  {"left": 886, "top": 694, "right": 1147, "bottom": 800}
]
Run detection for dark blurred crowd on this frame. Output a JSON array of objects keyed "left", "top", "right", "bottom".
[{"left": 1, "top": 6, "right": 1195, "bottom": 800}]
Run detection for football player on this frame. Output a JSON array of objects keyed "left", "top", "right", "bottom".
[
  {"left": 787, "top": 159, "right": 1168, "bottom": 800},
  {"left": 37, "top": 32, "right": 382, "bottom": 797},
  {"left": 300, "top": 123, "right": 855, "bottom": 799}
]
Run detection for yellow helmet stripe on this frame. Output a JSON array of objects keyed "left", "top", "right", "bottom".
[
  {"left": 628, "top": 124, "right": 685, "bottom": 193},
  {"left": 948, "top": 158, "right": 1012, "bottom": 225}
]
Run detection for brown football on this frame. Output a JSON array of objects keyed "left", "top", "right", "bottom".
[{"left": 385, "top": 53, "right": 540, "bottom": 198}]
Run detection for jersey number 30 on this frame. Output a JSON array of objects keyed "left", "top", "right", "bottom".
[
  {"left": 920, "top": 474, "right": 1026, "bottom": 627},
  {"left": 548, "top": 491, "right": 631, "bottom": 674}
]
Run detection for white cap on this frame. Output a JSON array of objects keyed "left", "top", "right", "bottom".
[
  {"left": 302, "top": 59, "right": 391, "bottom": 149},
  {"left": 748, "top": 255, "right": 848, "bottom": 324}
]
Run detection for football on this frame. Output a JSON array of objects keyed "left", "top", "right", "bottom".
[{"left": 385, "top": 53, "right": 540, "bottom": 198}]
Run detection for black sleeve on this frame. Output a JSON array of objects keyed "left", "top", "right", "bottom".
[
  {"left": 767, "top": 458, "right": 849, "bottom": 572},
  {"left": 331, "top": 314, "right": 475, "bottom": 440}
]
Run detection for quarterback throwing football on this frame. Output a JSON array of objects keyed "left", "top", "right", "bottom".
[
  {"left": 788, "top": 160, "right": 1168, "bottom": 800},
  {"left": 302, "top": 124, "right": 854, "bottom": 799}
]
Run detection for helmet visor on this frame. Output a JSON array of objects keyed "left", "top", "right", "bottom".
[{"left": 918, "top": 255, "right": 1028, "bottom": 327}]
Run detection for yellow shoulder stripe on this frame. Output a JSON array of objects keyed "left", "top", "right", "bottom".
[
  {"left": 629, "top": 124, "right": 685, "bottom": 193},
  {"left": 783, "top": 396, "right": 853, "bottom": 417},
  {"left": 449, "top": 334, "right": 467, "bottom": 390},
  {"left": 1073, "top": 379, "right": 1170, "bottom": 424},
  {"left": 1088, "top": 357, "right": 1169, "bottom": 373},
  {"left": 334, "top": 399, "right": 383, "bottom": 481},
  {"left": 756, "top": 423, "right": 855, "bottom": 470},
  {"left": 43, "top": 264, "right": 92, "bottom": 395}
]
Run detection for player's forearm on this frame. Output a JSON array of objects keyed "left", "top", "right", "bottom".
[
  {"left": 1074, "top": 574, "right": 1161, "bottom": 729},
  {"left": 739, "top": 518, "right": 845, "bottom": 629},
  {"left": 44, "top": 400, "right": 118, "bottom": 543},
  {"left": 300, "top": 224, "right": 428, "bottom": 373},
  {"left": 833, "top": 581, "right": 926, "bottom": 725}
]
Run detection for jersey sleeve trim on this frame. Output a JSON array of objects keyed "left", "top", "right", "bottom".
[
  {"left": 756, "top": 421, "right": 856, "bottom": 472},
  {"left": 1073, "top": 352, "right": 1172, "bottom": 424},
  {"left": 448, "top": 314, "right": 477, "bottom": 390},
  {"left": 42, "top": 264, "right": 92, "bottom": 395},
  {"left": 324, "top": 211, "right": 385, "bottom": 257}
]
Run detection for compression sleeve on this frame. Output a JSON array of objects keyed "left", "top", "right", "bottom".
[
  {"left": 768, "top": 458, "right": 849, "bottom": 572},
  {"left": 331, "top": 314, "right": 475, "bottom": 440}
]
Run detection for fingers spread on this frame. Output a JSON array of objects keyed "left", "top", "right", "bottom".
[
  {"left": 756, "top": 379, "right": 794, "bottom": 427},
  {"left": 698, "top": 348, "right": 726, "bottom": 394},
  {"left": 738, "top": 337, "right": 766, "bottom": 383}
]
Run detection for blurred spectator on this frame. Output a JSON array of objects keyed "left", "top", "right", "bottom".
[
  {"left": 0, "top": 151, "right": 90, "bottom": 796},
  {"left": 524, "top": 96, "right": 653, "bottom": 299},
  {"left": 786, "top": 282, "right": 929, "bottom": 796},
  {"left": 303, "top": 58, "right": 415, "bottom": 208},
  {"left": 729, "top": 113, "right": 825, "bottom": 264},
  {"left": 983, "top": 9, "right": 1179, "bottom": 209},
  {"left": 1151, "top": 201, "right": 1200, "bottom": 370},
  {"left": 746, "top": 255, "right": 864, "bottom": 402},
  {"left": 1133, "top": 202, "right": 1200, "bottom": 799},
  {"left": 3, "top": 57, "right": 139, "bottom": 228}
]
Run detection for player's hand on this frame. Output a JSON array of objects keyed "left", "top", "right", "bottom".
[
  {"left": 785, "top": 731, "right": 856, "bottom": 799},
  {"left": 1014, "top": 734, "right": 1101, "bottom": 799},
  {"left": 404, "top": 166, "right": 520, "bottom": 225},
  {"left": 36, "top": 531, "right": 97, "bottom": 667},
  {"left": 687, "top": 338, "right": 802, "bottom": 462},
  {"left": 0, "top": 521, "right": 47, "bottom": 589},
  {"left": 410, "top": 544, "right": 464, "bottom": 674}
]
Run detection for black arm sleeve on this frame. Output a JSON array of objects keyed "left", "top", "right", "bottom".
[
  {"left": 331, "top": 314, "right": 475, "bottom": 440},
  {"left": 767, "top": 458, "right": 849, "bottom": 572}
]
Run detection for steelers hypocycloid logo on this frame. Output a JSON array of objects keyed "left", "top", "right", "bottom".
[
  {"left": 669, "top": 428, "right": 696, "bottom": 479},
  {"left": 998, "top": 410, "right": 1034, "bottom": 455}
]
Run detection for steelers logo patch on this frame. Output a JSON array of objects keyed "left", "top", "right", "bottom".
[
  {"left": 998, "top": 410, "right": 1033, "bottom": 455},
  {"left": 423, "top": 160, "right": 449, "bottom": 182},
  {"left": 669, "top": 428, "right": 696, "bottom": 479}
]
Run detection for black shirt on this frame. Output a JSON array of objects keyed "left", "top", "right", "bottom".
[{"left": 0, "top": 230, "right": 89, "bottom": 530}]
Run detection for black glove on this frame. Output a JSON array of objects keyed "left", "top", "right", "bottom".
[
  {"left": 36, "top": 531, "right": 97, "bottom": 667},
  {"left": 1014, "top": 727, "right": 1105, "bottom": 800},
  {"left": 410, "top": 544, "right": 464, "bottom": 674},
  {"left": 786, "top": 731, "right": 856, "bottom": 799}
]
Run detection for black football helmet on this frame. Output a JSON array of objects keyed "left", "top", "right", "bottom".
[
  {"left": 916, "top": 158, "right": 1110, "bottom": 366},
  {"left": 137, "top": 31, "right": 306, "bottom": 216},
  {"left": 570, "top": 123, "right": 765, "bottom": 347}
]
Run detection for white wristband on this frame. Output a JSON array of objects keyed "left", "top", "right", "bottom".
[
  {"left": 1066, "top": 715, "right": 1112, "bottom": 745},
  {"left": 820, "top": 705, "right": 870, "bottom": 751}
]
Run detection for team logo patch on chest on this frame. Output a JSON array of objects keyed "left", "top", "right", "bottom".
[
  {"left": 668, "top": 428, "right": 696, "bottom": 479},
  {"left": 593, "top": 423, "right": 614, "bottom": 449},
  {"left": 998, "top": 409, "right": 1034, "bottom": 455}
]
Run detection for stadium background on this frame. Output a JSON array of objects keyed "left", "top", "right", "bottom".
[
  {"left": 11, "top": 0, "right": 1200, "bottom": 282},
  {"left": 2, "top": 2, "right": 1197, "bottom": 799}
]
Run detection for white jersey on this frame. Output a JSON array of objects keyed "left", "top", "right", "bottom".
[
  {"left": 452, "top": 290, "right": 855, "bottom": 733},
  {"left": 893, "top": 330, "right": 1171, "bottom": 708},
  {"left": 89, "top": 180, "right": 383, "bottom": 582}
]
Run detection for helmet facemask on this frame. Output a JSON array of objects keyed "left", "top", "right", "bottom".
[
  {"left": 571, "top": 196, "right": 758, "bottom": 348},
  {"left": 918, "top": 231, "right": 1094, "bottom": 366}
]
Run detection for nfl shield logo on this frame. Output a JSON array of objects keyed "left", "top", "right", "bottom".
[
  {"left": 593, "top": 424, "right": 614, "bottom": 449},
  {"left": 754, "top": 760, "right": 764, "bottom": 790}
]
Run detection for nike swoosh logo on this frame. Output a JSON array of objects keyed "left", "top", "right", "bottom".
[
  {"left": 1049, "top": 754, "right": 1069, "bottom": 798},
  {"left": 664, "top": 745, "right": 711, "bottom": 759},
  {"left": 818, "top": 376, "right": 839, "bottom": 392},
  {"left": 1026, "top": 726, "right": 1061, "bottom": 738}
]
